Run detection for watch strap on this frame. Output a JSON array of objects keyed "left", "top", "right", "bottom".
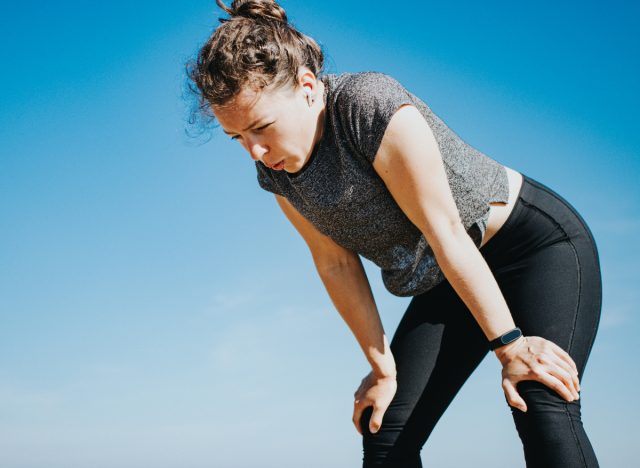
[{"left": 488, "top": 327, "right": 523, "bottom": 350}]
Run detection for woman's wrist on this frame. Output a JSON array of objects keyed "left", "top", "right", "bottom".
[
  {"left": 367, "top": 335, "right": 397, "bottom": 378},
  {"left": 371, "top": 357, "right": 397, "bottom": 379},
  {"left": 371, "top": 356, "right": 397, "bottom": 379},
  {"left": 494, "top": 335, "right": 526, "bottom": 365},
  {"left": 373, "top": 368, "right": 397, "bottom": 379}
]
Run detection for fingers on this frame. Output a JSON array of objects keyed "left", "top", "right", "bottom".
[
  {"left": 548, "top": 343, "right": 581, "bottom": 392},
  {"left": 352, "top": 401, "right": 387, "bottom": 435},
  {"left": 525, "top": 337, "right": 582, "bottom": 396},
  {"left": 533, "top": 337, "right": 581, "bottom": 395},
  {"left": 502, "top": 378, "right": 527, "bottom": 412},
  {"left": 352, "top": 399, "right": 363, "bottom": 435},
  {"left": 369, "top": 404, "right": 385, "bottom": 434},
  {"left": 531, "top": 368, "right": 576, "bottom": 402},
  {"left": 533, "top": 352, "right": 579, "bottom": 399},
  {"left": 548, "top": 340, "right": 579, "bottom": 375},
  {"left": 352, "top": 372, "right": 398, "bottom": 436},
  {"left": 544, "top": 354, "right": 580, "bottom": 398},
  {"left": 545, "top": 363, "right": 579, "bottom": 400}
]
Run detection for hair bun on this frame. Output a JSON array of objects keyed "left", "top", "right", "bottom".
[{"left": 217, "top": 0, "right": 288, "bottom": 23}]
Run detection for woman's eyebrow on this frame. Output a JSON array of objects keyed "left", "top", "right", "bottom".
[{"left": 222, "top": 118, "right": 267, "bottom": 135}]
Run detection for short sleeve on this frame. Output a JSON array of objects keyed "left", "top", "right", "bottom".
[
  {"left": 334, "top": 72, "right": 416, "bottom": 164},
  {"left": 255, "top": 162, "right": 284, "bottom": 196}
]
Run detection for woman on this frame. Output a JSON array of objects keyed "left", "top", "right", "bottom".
[{"left": 187, "top": 1, "right": 602, "bottom": 466}]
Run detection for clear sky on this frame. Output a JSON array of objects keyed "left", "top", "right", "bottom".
[{"left": 1, "top": 1, "right": 638, "bottom": 467}]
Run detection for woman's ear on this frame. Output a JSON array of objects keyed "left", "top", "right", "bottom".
[
  {"left": 297, "top": 67, "right": 318, "bottom": 106},
  {"left": 298, "top": 66, "right": 317, "bottom": 88}
]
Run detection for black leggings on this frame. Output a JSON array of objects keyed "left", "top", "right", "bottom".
[{"left": 361, "top": 174, "right": 602, "bottom": 467}]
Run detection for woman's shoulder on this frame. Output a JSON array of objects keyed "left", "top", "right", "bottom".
[
  {"left": 324, "top": 71, "right": 418, "bottom": 164},
  {"left": 326, "top": 71, "right": 415, "bottom": 122},
  {"left": 329, "top": 71, "right": 409, "bottom": 100}
]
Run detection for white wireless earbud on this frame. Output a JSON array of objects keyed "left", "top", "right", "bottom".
[{"left": 304, "top": 88, "right": 314, "bottom": 106}]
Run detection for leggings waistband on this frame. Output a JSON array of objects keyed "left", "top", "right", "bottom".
[{"left": 480, "top": 174, "right": 600, "bottom": 269}]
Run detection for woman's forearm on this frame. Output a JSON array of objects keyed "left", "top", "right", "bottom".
[
  {"left": 316, "top": 256, "right": 397, "bottom": 378},
  {"left": 433, "top": 226, "right": 516, "bottom": 343}
]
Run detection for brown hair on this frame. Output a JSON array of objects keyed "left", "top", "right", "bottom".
[{"left": 186, "top": 0, "right": 325, "bottom": 132}]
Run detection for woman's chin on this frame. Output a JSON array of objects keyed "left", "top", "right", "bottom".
[{"left": 284, "top": 160, "right": 299, "bottom": 173}]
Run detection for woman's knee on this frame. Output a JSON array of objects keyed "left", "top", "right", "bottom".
[
  {"left": 360, "top": 406, "right": 424, "bottom": 468},
  {"left": 513, "top": 380, "right": 582, "bottom": 410},
  {"left": 509, "top": 381, "right": 584, "bottom": 436},
  {"left": 509, "top": 381, "right": 598, "bottom": 467}
]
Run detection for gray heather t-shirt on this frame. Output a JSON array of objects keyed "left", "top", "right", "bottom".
[{"left": 256, "top": 71, "right": 509, "bottom": 297}]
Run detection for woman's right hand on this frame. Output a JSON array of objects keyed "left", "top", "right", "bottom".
[
  {"left": 352, "top": 370, "right": 397, "bottom": 435},
  {"left": 496, "top": 335, "right": 580, "bottom": 412}
]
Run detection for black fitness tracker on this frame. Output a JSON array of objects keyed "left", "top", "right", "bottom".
[{"left": 488, "top": 327, "right": 523, "bottom": 350}]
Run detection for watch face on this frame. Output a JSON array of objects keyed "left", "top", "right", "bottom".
[{"left": 501, "top": 329, "right": 522, "bottom": 344}]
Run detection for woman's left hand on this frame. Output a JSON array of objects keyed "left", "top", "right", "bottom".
[{"left": 495, "top": 335, "right": 581, "bottom": 412}]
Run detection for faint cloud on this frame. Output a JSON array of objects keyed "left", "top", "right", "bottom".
[{"left": 600, "top": 304, "right": 631, "bottom": 329}]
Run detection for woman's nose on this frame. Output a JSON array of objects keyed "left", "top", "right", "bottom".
[{"left": 248, "top": 139, "right": 268, "bottom": 162}]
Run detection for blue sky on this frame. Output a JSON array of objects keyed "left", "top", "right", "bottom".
[{"left": 1, "top": 1, "right": 638, "bottom": 466}]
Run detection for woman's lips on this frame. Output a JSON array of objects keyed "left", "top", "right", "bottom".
[{"left": 272, "top": 160, "right": 285, "bottom": 170}]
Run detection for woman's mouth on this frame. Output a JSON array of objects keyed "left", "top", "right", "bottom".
[{"left": 272, "top": 160, "right": 285, "bottom": 170}]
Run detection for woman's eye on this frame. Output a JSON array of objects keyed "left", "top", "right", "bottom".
[
  {"left": 229, "top": 122, "right": 273, "bottom": 141},
  {"left": 255, "top": 122, "right": 273, "bottom": 132}
]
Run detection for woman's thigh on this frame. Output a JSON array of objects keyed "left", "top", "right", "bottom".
[
  {"left": 497, "top": 242, "right": 600, "bottom": 371},
  {"left": 361, "top": 280, "right": 490, "bottom": 467},
  {"left": 482, "top": 174, "right": 602, "bottom": 375},
  {"left": 493, "top": 238, "right": 601, "bottom": 467},
  {"left": 481, "top": 175, "right": 602, "bottom": 466}
]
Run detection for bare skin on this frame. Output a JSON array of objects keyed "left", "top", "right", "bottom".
[{"left": 483, "top": 166, "right": 523, "bottom": 248}]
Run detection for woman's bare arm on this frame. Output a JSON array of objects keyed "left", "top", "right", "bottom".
[
  {"left": 372, "top": 105, "right": 516, "bottom": 341},
  {"left": 275, "top": 195, "right": 396, "bottom": 378}
]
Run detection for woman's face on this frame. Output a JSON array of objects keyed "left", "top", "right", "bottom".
[{"left": 213, "top": 74, "right": 324, "bottom": 174}]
